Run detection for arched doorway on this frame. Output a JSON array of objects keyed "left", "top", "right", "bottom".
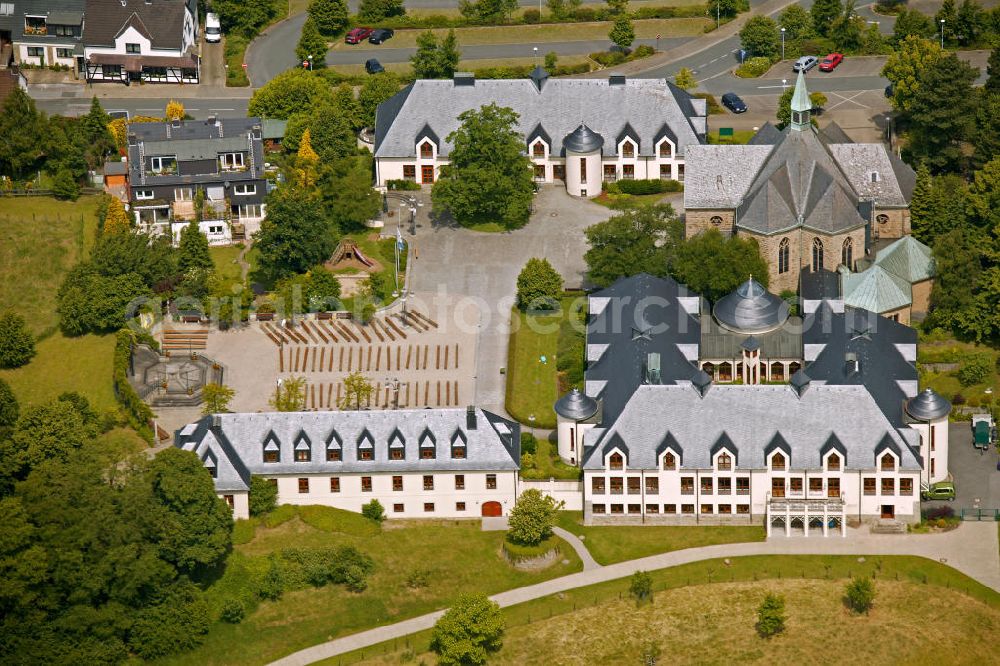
[{"left": 481, "top": 501, "right": 502, "bottom": 517}]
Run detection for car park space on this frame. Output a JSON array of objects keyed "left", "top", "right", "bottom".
[{"left": 923, "top": 423, "right": 1000, "bottom": 515}]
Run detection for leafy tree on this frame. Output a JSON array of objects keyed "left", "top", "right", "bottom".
[
  {"left": 986, "top": 45, "right": 1000, "bottom": 95},
  {"left": 776, "top": 88, "right": 827, "bottom": 126},
  {"left": 332, "top": 83, "right": 362, "bottom": 131},
  {"left": 165, "top": 99, "right": 185, "bottom": 121},
  {"left": 58, "top": 268, "right": 151, "bottom": 335},
  {"left": 211, "top": 0, "right": 278, "bottom": 38},
  {"left": 544, "top": 50, "right": 559, "bottom": 70},
  {"left": 297, "top": 16, "right": 328, "bottom": 68},
  {"left": 584, "top": 203, "right": 683, "bottom": 288},
  {"left": 506, "top": 488, "right": 562, "bottom": 545},
  {"left": 935, "top": 0, "right": 959, "bottom": 43},
  {"left": 707, "top": 0, "right": 740, "bottom": 19},
  {"left": 609, "top": 15, "right": 636, "bottom": 49},
  {"left": 340, "top": 371, "right": 375, "bottom": 410},
  {"left": 248, "top": 69, "right": 335, "bottom": 119},
  {"left": 255, "top": 187, "right": 338, "bottom": 279},
  {"left": 845, "top": 576, "right": 876, "bottom": 614},
  {"left": 606, "top": 0, "right": 629, "bottom": 14},
  {"left": 271, "top": 376, "right": 307, "bottom": 411},
  {"left": 90, "top": 231, "right": 178, "bottom": 287},
  {"left": 0, "top": 311, "right": 35, "bottom": 369},
  {"left": 778, "top": 4, "right": 812, "bottom": 40},
  {"left": 431, "top": 594, "right": 505, "bottom": 666},
  {"left": 1, "top": 398, "right": 96, "bottom": 482},
  {"left": 672, "top": 229, "right": 769, "bottom": 302},
  {"left": 958, "top": 352, "right": 992, "bottom": 386},
  {"left": 432, "top": 104, "right": 534, "bottom": 229},
  {"left": 547, "top": 0, "right": 581, "bottom": 20},
  {"left": 310, "top": 0, "right": 349, "bottom": 36},
  {"left": 308, "top": 103, "right": 355, "bottom": 161},
  {"left": 305, "top": 265, "right": 342, "bottom": 308},
  {"left": 954, "top": 0, "right": 983, "bottom": 45},
  {"left": 756, "top": 593, "right": 786, "bottom": 637},
  {"left": 460, "top": 0, "right": 518, "bottom": 22},
  {"left": 740, "top": 15, "right": 780, "bottom": 58},
  {"left": 0, "top": 378, "right": 18, "bottom": 430},
  {"left": 102, "top": 197, "right": 131, "bottom": 234},
  {"left": 629, "top": 570, "right": 653, "bottom": 604},
  {"left": 829, "top": 0, "right": 865, "bottom": 51},
  {"left": 201, "top": 383, "right": 235, "bottom": 415},
  {"left": 892, "top": 8, "right": 934, "bottom": 42},
  {"left": 359, "top": 0, "right": 406, "bottom": 21},
  {"left": 516, "top": 258, "right": 562, "bottom": 311},
  {"left": 411, "top": 30, "right": 460, "bottom": 79},
  {"left": 178, "top": 221, "right": 214, "bottom": 275},
  {"left": 249, "top": 475, "right": 279, "bottom": 515},
  {"left": 881, "top": 36, "right": 943, "bottom": 113},
  {"left": 909, "top": 162, "right": 935, "bottom": 243},
  {"left": 859, "top": 23, "right": 890, "bottom": 55},
  {"left": 358, "top": 72, "right": 401, "bottom": 128},
  {"left": 906, "top": 52, "right": 978, "bottom": 173},
  {"left": 127, "top": 580, "right": 212, "bottom": 659},
  {"left": 928, "top": 228, "right": 982, "bottom": 332},
  {"left": 972, "top": 93, "right": 1000, "bottom": 171},
  {"left": 362, "top": 498, "right": 386, "bottom": 522},
  {"left": 320, "top": 156, "right": 382, "bottom": 231},
  {"left": 810, "top": 0, "right": 842, "bottom": 37},
  {"left": 674, "top": 67, "right": 697, "bottom": 90},
  {"left": 966, "top": 157, "right": 1000, "bottom": 233},
  {"left": 0, "top": 87, "right": 46, "bottom": 180}
]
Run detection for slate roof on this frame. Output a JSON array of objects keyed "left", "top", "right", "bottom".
[
  {"left": 175, "top": 408, "right": 521, "bottom": 492},
  {"left": 842, "top": 264, "right": 912, "bottom": 314},
  {"left": 6, "top": 0, "right": 85, "bottom": 42},
  {"left": 873, "top": 235, "right": 935, "bottom": 283},
  {"left": 905, "top": 388, "right": 952, "bottom": 421},
  {"left": 581, "top": 383, "right": 921, "bottom": 471},
  {"left": 800, "top": 268, "right": 841, "bottom": 301},
  {"left": 828, "top": 143, "right": 914, "bottom": 207},
  {"left": 564, "top": 124, "right": 604, "bottom": 153},
  {"left": 682, "top": 144, "right": 773, "bottom": 209},
  {"left": 374, "top": 76, "right": 707, "bottom": 159},
  {"left": 699, "top": 313, "right": 802, "bottom": 359},
  {"left": 82, "top": 0, "right": 193, "bottom": 51}
]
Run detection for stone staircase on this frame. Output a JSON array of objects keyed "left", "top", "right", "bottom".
[{"left": 870, "top": 518, "right": 908, "bottom": 534}]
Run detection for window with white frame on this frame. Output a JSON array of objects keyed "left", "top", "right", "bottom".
[
  {"left": 658, "top": 140, "right": 673, "bottom": 158},
  {"left": 531, "top": 141, "right": 545, "bottom": 158},
  {"left": 219, "top": 152, "right": 245, "bottom": 170},
  {"left": 174, "top": 187, "right": 193, "bottom": 201},
  {"left": 126, "top": 43, "right": 141, "bottom": 54},
  {"left": 238, "top": 204, "right": 263, "bottom": 219},
  {"left": 135, "top": 189, "right": 154, "bottom": 200},
  {"left": 233, "top": 183, "right": 256, "bottom": 196},
  {"left": 56, "top": 48, "right": 73, "bottom": 59},
  {"left": 150, "top": 156, "right": 176, "bottom": 174},
  {"left": 26, "top": 47, "right": 43, "bottom": 57},
  {"left": 621, "top": 140, "right": 635, "bottom": 158},
  {"left": 208, "top": 225, "right": 224, "bottom": 235}
]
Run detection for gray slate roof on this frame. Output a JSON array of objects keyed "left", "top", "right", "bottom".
[
  {"left": 582, "top": 383, "right": 921, "bottom": 471},
  {"left": 374, "top": 77, "right": 707, "bottom": 159},
  {"left": 828, "top": 143, "right": 914, "bottom": 208},
  {"left": 841, "top": 264, "right": 912, "bottom": 314},
  {"left": 175, "top": 408, "right": 521, "bottom": 492},
  {"left": 5, "top": 0, "right": 85, "bottom": 42},
  {"left": 682, "top": 144, "right": 773, "bottom": 209},
  {"left": 82, "top": 0, "right": 193, "bottom": 50}
]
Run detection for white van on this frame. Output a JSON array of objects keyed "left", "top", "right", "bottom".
[{"left": 205, "top": 13, "right": 222, "bottom": 43}]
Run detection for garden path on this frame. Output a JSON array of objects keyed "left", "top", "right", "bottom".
[{"left": 552, "top": 526, "right": 601, "bottom": 571}]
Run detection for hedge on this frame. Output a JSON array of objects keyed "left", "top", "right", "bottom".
[
  {"left": 113, "top": 328, "right": 156, "bottom": 442},
  {"left": 369, "top": 5, "right": 709, "bottom": 30},
  {"left": 606, "top": 179, "right": 683, "bottom": 195},
  {"left": 734, "top": 56, "right": 771, "bottom": 78},
  {"left": 386, "top": 179, "right": 421, "bottom": 191},
  {"left": 590, "top": 44, "right": 655, "bottom": 67}
]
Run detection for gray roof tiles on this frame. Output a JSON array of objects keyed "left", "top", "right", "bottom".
[
  {"left": 828, "top": 143, "right": 912, "bottom": 207},
  {"left": 683, "top": 144, "right": 773, "bottom": 209}
]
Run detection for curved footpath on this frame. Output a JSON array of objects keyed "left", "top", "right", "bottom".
[{"left": 269, "top": 521, "right": 1000, "bottom": 666}]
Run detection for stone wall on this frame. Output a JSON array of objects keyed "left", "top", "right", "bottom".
[
  {"left": 911, "top": 278, "right": 932, "bottom": 314},
  {"left": 741, "top": 226, "right": 866, "bottom": 295},
  {"left": 873, "top": 207, "right": 910, "bottom": 240},
  {"left": 685, "top": 209, "right": 735, "bottom": 239}
]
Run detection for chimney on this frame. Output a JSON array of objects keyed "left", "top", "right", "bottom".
[
  {"left": 206, "top": 115, "right": 217, "bottom": 126},
  {"left": 212, "top": 414, "right": 222, "bottom": 428},
  {"left": 845, "top": 352, "right": 859, "bottom": 374},
  {"left": 608, "top": 74, "right": 626, "bottom": 86},
  {"left": 466, "top": 405, "right": 477, "bottom": 430},
  {"left": 453, "top": 72, "right": 475, "bottom": 86},
  {"left": 644, "top": 352, "right": 661, "bottom": 385}
]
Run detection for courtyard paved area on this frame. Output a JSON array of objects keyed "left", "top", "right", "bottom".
[{"left": 924, "top": 423, "right": 1000, "bottom": 515}]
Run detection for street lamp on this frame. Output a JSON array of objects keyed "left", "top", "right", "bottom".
[
  {"left": 780, "top": 27, "right": 786, "bottom": 61},
  {"left": 308, "top": 54, "right": 313, "bottom": 71},
  {"left": 939, "top": 19, "right": 945, "bottom": 49},
  {"left": 533, "top": 46, "right": 538, "bottom": 65},
  {"left": 884, "top": 114, "right": 892, "bottom": 151},
  {"left": 781, "top": 78, "right": 787, "bottom": 91}
]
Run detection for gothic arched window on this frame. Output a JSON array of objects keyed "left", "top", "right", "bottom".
[
  {"left": 841, "top": 237, "right": 853, "bottom": 269},
  {"left": 778, "top": 237, "right": 790, "bottom": 274},
  {"left": 811, "top": 238, "right": 824, "bottom": 272}
]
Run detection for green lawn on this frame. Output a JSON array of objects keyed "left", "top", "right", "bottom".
[
  {"left": 506, "top": 307, "right": 562, "bottom": 429},
  {"left": 0, "top": 195, "right": 104, "bottom": 336},
  {"left": 555, "top": 511, "right": 766, "bottom": 565},
  {"left": 917, "top": 335, "right": 1000, "bottom": 417},
  {"left": 161, "top": 507, "right": 582, "bottom": 666},
  {"left": 707, "top": 129, "right": 757, "bottom": 144},
  {"left": 209, "top": 245, "right": 246, "bottom": 289},
  {"left": 520, "top": 434, "right": 582, "bottom": 480},
  {"left": 0, "top": 332, "right": 118, "bottom": 412}
]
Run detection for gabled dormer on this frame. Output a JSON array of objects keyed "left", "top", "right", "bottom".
[
  {"left": 325, "top": 429, "right": 342, "bottom": 461},
  {"left": 357, "top": 428, "right": 375, "bottom": 461},
  {"left": 293, "top": 430, "right": 312, "bottom": 462},
  {"left": 711, "top": 433, "right": 737, "bottom": 471},
  {"left": 764, "top": 432, "right": 791, "bottom": 471},
  {"left": 416, "top": 123, "right": 439, "bottom": 160},
  {"left": 603, "top": 432, "right": 628, "bottom": 471},
  {"left": 820, "top": 433, "right": 847, "bottom": 471},
  {"left": 653, "top": 123, "right": 677, "bottom": 159},
  {"left": 874, "top": 433, "right": 900, "bottom": 472},
  {"left": 389, "top": 428, "right": 406, "bottom": 460},
  {"left": 616, "top": 122, "right": 639, "bottom": 159},
  {"left": 656, "top": 432, "right": 682, "bottom": 471},
  {"left": 262, "top": 430, "right": 281, "bottom": 463},
  {"left": 202, "top": 448, "right": 218, "bottom": 478},
  {"left": 527, "top": 123, "right": 551, "bottom": 159},
  {"left": 450, "top": 428, "right": 466, "bottom": 459}
]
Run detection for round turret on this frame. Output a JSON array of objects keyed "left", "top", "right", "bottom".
[
  {"left": 905, "top": 388, "right": 952, "bottom": 421},
  {"left": 712, "top": 277, "right": 789, "bottom": 335},
  {"left": 554, "top": 388, "right": 599, "bottom": 421}
]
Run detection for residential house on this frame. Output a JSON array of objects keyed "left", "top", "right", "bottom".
[
  {"left": 555, "top": 273, "right": 950, "bottom": 533},
  {"left": 126, "top": 117, "right": 267, "bottom": 245},
  {"left": 4, "top": 0, "right": 86, "bottom": 76},
  {"left": 374, "top": 69, "right": 707, "bottom": 197},
  {"left": 176, "top": 407, "right": 521, "bottom": 520},
  {"left": 83, "top": 0, "right": 197, "bottom": 84}
]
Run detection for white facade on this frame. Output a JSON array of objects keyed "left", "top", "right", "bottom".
[
  {"left": 555, "top": 412, "right": 593, "bottom": 466},
  {"left": 909, "top": 417, "right": 950, "bottom": 486},
  {"left": 16, "top": 42, "right": 78, "bottom": 68}
]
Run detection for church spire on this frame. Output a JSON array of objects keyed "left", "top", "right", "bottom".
[{"left": 790, "top": 69, "right": 811, "bottom": 131}]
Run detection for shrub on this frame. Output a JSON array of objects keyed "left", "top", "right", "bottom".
[
  {"left": 520, "top": 432, "right": 538, "bottom": 455},
  {"left": 924, "top": 505, "right": 955, "bottom": 521},
  {"left": 220, "top": 598, "right": 246, "bottom": 623},
  {"left": 343, "top": 563, "right": 369, "bottom": 592},
  {"left": 523, "top": 8, "right": 540, "bottom": 22},
  {"left": 0, "top": 310, "right": 36, "bottom": 369},
  {"left": 951, "top": 393, "right": 966, "bottom": 405},
  {"left": 507, "top": 488, "right": 563, "bottom": 545},
  {"left": 556, "top": 317, "right": 585, "bottom": 389},
  {"left": 258, "top": 557, "right": 285, "bottom": 600},
  {"left": 735, "top": 56, "right": 771, "bottom": 77},
  {"left": 616, "top": 179, "right": 669, "bottom": 195},
  {"left": 362, "top": 498, "right": 386, "bottom": 523},
  {"left": 572, "top": 6, "right": 597, "bottom": 20},
  {"left": 387, "top": 178, "right": 421, "bottom": 190},
  {"left": 249, "top": 475, "right": 278, "bottom": 516},
  {"left": 958, "top": 353, "right": 992, "bottom": 387},
  {"left": 756, "top": 593, "right": 786, "bottom": 638},
  {"left": 630, "top": 570, "right": 653, "bottom": 604},
  {"left": 692, "top": 92, "right": 723, "bottom": 115},
  {"left": 633, "top": 44, "right": 654, "bottom": 58},
  {"left": 113, "top": 329, "right": 155, "bottom": 441},
  {"left": 516, "top": 257, "right": 562, "bottom": 311},
  {"left": 431, "top": 594, "right": 505, "bottom": 666},
  {"left": 845, "top": 577, "right": 876, "bottom": 614}
]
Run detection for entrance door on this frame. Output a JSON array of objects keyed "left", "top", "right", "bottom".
[
  {"left": 420, "top": 165, "right": 434, "bottom": 184},
  {"left": 481, "top": 501, "right": 502, "bottom": 517},
  {"left": 553, "top": 164, "right": 565, "bottom": 181},
  {"left": 828, "top": 478, "right": 840, "bottom": 498},
  {"left": 771, "top": 477, "right": 785, "bottom": 498},
  {"left": 881, "top": 505, "right": 895, "bottom": 519}
]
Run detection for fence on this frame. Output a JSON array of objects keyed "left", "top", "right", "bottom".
[
  {"left": 960, "top": 508, "right": 1000, "bottom": 521},
  {"left": 0, "top": 187, "right": 103, "bottom": 197}
]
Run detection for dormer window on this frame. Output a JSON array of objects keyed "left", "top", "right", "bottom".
[
  {"left": 662, "top": 451, "right": 676, "bottom": 470},
  {"left": 532, "top": 141, "right": 545, "bottom": 158},
  {"left": 449, "top": 429, "right": 465, "bottom": 460},
  {"left": 419, "top": 141, "right": 433, "bottom": 159},
  {"left": 326, "top": 430, "right": 342, "bottom": 461},
  {"left": 220, "top": 152, "right": 244, "bottom": 171},
  {"left": 609, "top": 452, "right": 623, "bottom": 470},
  {"left": 389, "top": 430, "right": 405, "bottom": 460},
  {"left": 621, "top": 140, "right": 635, "bottom": 158},
  {"left": 658, "top": 140, "right": 673, "bottom": 158},
  {"left": 327, "top": 446, "right": 341, "bottom": 461},
  {"left": 420, "top": 442, "right": 436, "bottom": 459},
  {"left": 880, "top": 453, "right": 895, "bottom": 471},
  {"left": 203, "top": 453, "right": 218, "bottom": 478},
  {"left": 295, "top": 447, "right": 310, "bottom": 462},
  {"left": 827, "top": 453, "right": 840, "bottom": 471},
  {"left": 263, "top": 433, "right": 280, "bottom": 463},
  {"left": 358, "top": 431, "right": 374, "bottom": 461},
  {"left": 771, "top": 452, "right": 786, "bottom": 471},
  {"left": 717, "top": 452, "right": 732, "bottom": 471},
  {"left": 870, "top": 171, "right": 880, "bottom": 183}
]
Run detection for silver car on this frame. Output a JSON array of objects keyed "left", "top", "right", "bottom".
[{"left": 793, "top": 55, "right": 818, "bottom": 72}]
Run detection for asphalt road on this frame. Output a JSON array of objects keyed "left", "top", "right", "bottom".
[{"left": 35, "top": 97, "right": 250, "bottom": 119}]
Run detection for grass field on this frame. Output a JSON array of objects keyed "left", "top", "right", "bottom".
[
  {"left": 341, "top": 555, "right": 1000, "bottom": 665},
  {"left": 161, "top": 508, "right": 582, "bottom": 666},
  {"left": 505, "top": 306, "right": 564, "bottom": 429},
  {"left": 0, "top": 195, "right": 103, "bottom": 336},
  {"left": 917, "top": 335, "right": 1000, "bottom": 415},
  {"left": 520, "top": 434, "right": 581, "bottom": 480},
  {"left": 707, "top": 128, "right": 757, "bottom": 144},
  {"left": 555, "top": 511, "right": 765, "bottom": 565},
  {"left": 209, "top": 245, "right": 246, "bottom": 289},
  {"left": 330, "top": 54, "right": 592, "bottom": 77}
]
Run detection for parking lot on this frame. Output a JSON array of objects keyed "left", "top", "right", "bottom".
[{"left": 924, "top": 422, "right": 1000, "bottom": 515}]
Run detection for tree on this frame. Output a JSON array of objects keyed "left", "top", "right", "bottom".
[
  {"left": 845, "top": 576, "right": 876, "bottom": 614},
  {"left": 881, "top": 36, "right": 944, "bottom": 113},
  {"left": 332, "top": 83, "right": 362, "bottom": 131},
  {"left": 58, "top": 269, "right": 151, "bottom": 336},
  {"left": 906, "top": 52, "right": 978, "bottom": 173},
  {"left": 740, "top": 15, "right": 780, "bottom": 58},
  {"left": 829, "top": 0, "right": 865, "bottom": 52},
  {"left": 609, "top": 15, "right": 635, "bottom": 50},
  {"left": 986, "top": 45, "right": 1000, "bottom": 95},
  {"left": 297, "top": 16, "right": 328, "bottom": 68},
  {"left": 127, "top": 580, "right": 212, "bottom": 659},
  {"left": 935, "top": 0, "right": 959, "bottom": 43},
  {"left": 958, "top": 353, "right": 992, "bottom": 386},
  {"left": 584, "top": 203, "right": 683, "bottom": 288},
  {"left": 211, "top": 0, "right": 278, "bottom": 38},
  {"left": 340, "top": 371, "right": 374, "bottom": 410},
  {"left": 966, "top": 157, "right": 1000, "bottom": 233},
  {"left": 411, "top": 30, "right": 460, "bottom": 79},
  {"left": 0, "top": 378, "right": 18, "bottom": 431},
  {"left": 707, "top": 0, "right": 740, "bottom": 19},
  {"left": 102, "top": 197, "right": 131, "bottom": 234},
  {"left": 954, "top": 0, "right": 984, "bottom": 47},
  {"left": 972, "top": 92, "right": 1000, "bottom": 171},
  {"left": 671, "top": 229, "right": 769, "bottom": 302},
  {"left": 674, "top": 67, "right": 697, "bottom": 90},
  {"left": 629, "top": 570, "right": 653, "bottom": 604},
  {"left": 544, "top": 50, "right": 559, "bottom": 70},
  {"left": 776, "top": 88, "right": 827, "bottom": 126},
  {"left": 928, "top": 228, "right": 982, "bottom": 332},
  {"left": 1, "top": 398, "right": 95, "bottom": 482},
  {"left": 909, "top": 162, "right": 935, "bottom": 243},
  {"left": 51, "top": 168, "right": 80, "bottom": 201},
  {"left": 80, "top": 96, "right": 115, "bottom": 164},
  {"left": 248, "top": 69, "right": 335, "bottom": 119},
  {"left": 0, "top": 311, "right": 35, "bottom": 369},
  {"left": 165, "top": 99, "right": 185, "bottom": 121},
  {"left": 506, "top": 488, "right": 562, "bottom": 545},
  {"left": 606, "top": 0, "right": 629, "bottom": 14},
  {"left": 892, "top": 8, "right": 934, "bottom": 42},
  {"left": 320, "top": 155, "right": 382, "bottom": 231},
  {"left": 359, "top": 0, "right": 406, "bottom": 21},
  {"left": 308, "top": 103, "right": 355, "bottom": 162},
  {"left": 431, "top": 594, "right": 505, "bottom": 666},
  {"left": 778, "top": 4, "right": 812, "bottom": 40},
  {"left": 255, "top": 187, "right": 338, "bottom": 279},
  {"left": 547, "top": 0, "right": 582, "bottom": 20},
  {"left": 178, "top": 221, "right": 214, "bottom": 274},
  {"left": 459, "top": 0, "right": 518, "bottom": 22},
  {"left": 756, "top": 593, "right": 786, "bottom": 637},
  {"left": 0, "top": 87, "right": 46, "bottom": 180},
  {"left": 811, "top": 0, "right": 842, "bottom": 37},
  {"left": 270, "top": 376, "right": 307, "bottom": 411},
  {"left": 310, "top": 0, "right": 349, "bottom": 36},
  {"left": 358, "top": 72, "right": 401, "bottom": 128},
  {"left": 201, "top": 383, "right": 235, "bottom": 415},
  {"left": 249, "top": 475, "right": 279, "bottom": 516},
  {"left": 516, "top": 258, "right": 562, "bottom": 311},
  {"left": 362, "top": 498, "right": 386, "bottom": 522},
  {"left": 432, "top": 104, "right": 534, "bottom": 230}
]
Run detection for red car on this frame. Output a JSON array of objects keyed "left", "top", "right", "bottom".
[
  {"left": 819, "top": 53, "right": 844, "bottom": 71},
  {"left": 345, "top": 27, "right": 373, "bottom": 44}
]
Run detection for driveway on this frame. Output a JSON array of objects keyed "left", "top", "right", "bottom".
[
  {"left": 924, "top": 422, "right": 1000, "bottom": 514},
  {"left": 200, "top": 35, "right": 226, "bottom": 87}
]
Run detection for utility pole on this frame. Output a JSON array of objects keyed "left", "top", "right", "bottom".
[
  {"left": 939, "top": 19, "right": 945, "bottom": 49},
  {"left": 780, "top": 27, "right": 785, "bottom": 61}
]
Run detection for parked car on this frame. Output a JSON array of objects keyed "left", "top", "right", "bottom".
[
  {"left": 884, "top": 82, "right": 894, "bottom": 98},
  {"left": 721, "top": 92, "right": 747, "bottom": 113},
  {"left": 973, "top": 413, "right": 995, "bottom": 450},
  {"left": 205, "top": 12, "right": 222, "bottom": 43},
  {"left": 365, "top": 58, "right": 384, "bottom": 74},
  {"left": 107, "top": 110, "right": 129, "bottom": 121},
  {"left": 819, "top": 53, "right": 843, "bottom": 71},
  {"left": 346, "top": 27, "right": 374, "bottom": 44},
  {"left": 369, "top": 28, "right": 394, "bottom": 44},
  {"left": 921, "top": 481, "right": 956, "bottom": 501},
  {"left": 793, "top": 55, "right": 818, "bottom": 72}
]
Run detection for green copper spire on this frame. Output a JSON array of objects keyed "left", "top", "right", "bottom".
[{"left": 790, "top": 69, "right": 811, "bottom": 131}]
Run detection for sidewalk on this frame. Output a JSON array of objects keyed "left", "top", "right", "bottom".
[
  {"left": 27, "top": 82, "right": 254, "bottom": 100},
  {"left": 268, "top": 522, "right": 1000, "bottom": 666}
]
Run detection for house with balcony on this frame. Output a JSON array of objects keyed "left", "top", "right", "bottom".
[
  {"left": 6, "top": 0, "right": 86, "bottom": 76},
  {"left": 373, "top": 69, "right": 707, "bottom": 198},
  {"left": 126, "top": 117, "right": 267, "bottom": 245},
  {"left": 82, "top": 0, "right": 197, "bottom": 84},
  {"left": 554, "top": 273, "right": 951, "bottom": 534}
]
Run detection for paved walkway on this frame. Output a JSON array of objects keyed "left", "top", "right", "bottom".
[
  {"left": 268, "top": 522, "right": 1000, "bottom": 666},
  {"left": 552, "top": 526, "right": 601, "bottom": 571}
]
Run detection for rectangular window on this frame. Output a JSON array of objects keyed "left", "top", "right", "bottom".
[
  {"left": 452, "top": 446, "right": 465, "bottom": 459},
  {"left": 295, "top": 449, "right": 310, "bottom": 462},
  {"left": 393, "top": 503, "right": 404, "bottom": 513},
  {"left": 403, "top": 165, "right": 416, "bottom": 181},
  {"left": 359, "top": 448, "right": 373, "bottom": 461},
  {"left": 392, "top": 475, "right": 403, "bottom": 491},
  {"left": 330, "top": 477, "right": 340, "bottom": 492},
  {"left": 603, "top": 164, "right": 617, "bottom": 182},
  {"left": 390, "top": 448, "right": 404, "bottom": 460},
  {"left": 219, "top": 152, "right": 245, "bottom": 170},
  {"left": 223, "top": 494, "right": 234, "bottom": 508},
  {"left": 664, "top": 504, "right": 676, "bottom": 514},
  {"left": 681, "top": 477, "right": 694, "bottom": 494},
  {"left": 881, "top": 478, "right": 895, "bottom": 496},
  {"left": 718, "top": 478, "right": 731, "bottom": 495},
  {"left": 126, "top": 43, "right": 141, "bottom": 54},
  {"left": 659, "top": 164, "right": 672, "bottom": 180},
  {"left": 208, "top": 225, "right": 223, "bottom": 235},
  {"left": 681, "top": 504, "right": 694, "bottom": 514},
  {"left": 238, "top": 204, "right": 263, "bottom": 219},
  {"left": 610, "top": 477, "right": 623, "bottom": 495},
  {"left": 297, "top": 478, "right": 309, "bottom": 493},
  {"left": 930, "top": 426, "right": 935, "bottom": 451},
  {"left": 718, "top": 504, "right": 732, "bottom": 514},
  {"left": 737, "top": 504, "right": 750, "bottom": 514},
  {"left": 622, "top": 164, "right": 635, "bottom": 180},
  {"left": 486, "top": 474, "right": 497, "bottom": 490},
  {"left": 327, "top": 448, "right": 341, "bottom": 461},
  {"left": 102, "top": 64, "right": 122, "bottom": 77},
  {"left": 56, "top": 48, "right": 72, "bottom": 59},
  {"left": 645, "top": 503, "right": 659, "bottom": 514},
  {"left": 420, "top": 447, "right": 434, "bottom": 460},
  {"left": 900, "top": 478, "right": 913, "bottom": 495},
  {"left": 592, "top": 477, "right": 605, "bottom": 494},
  {"left": 456, "top": 502, "right": 466, "bottom": 511},
  {"left": 455, "top": 474, "right": 465, "bottom": 490},
  {"left": 700, "top": 503, "right": 713, "bottom": 515},
  {"left": 931, "top": 459, "right": 936, "bottom": 476},
  {"left": 809, "top": 478, "right": 824, "bottom": 493},
  {"left": 627, "top": 478, "right": 641, "bottom": 495},
  {"left": 26, "top": 46, "right": 43, "bottom": 57},
  {"left": 736, "top": 477, "right": 749, "bottom": 494},
  {"left": 423, "top": 475, "right": 434, "bottom": 491},
  {"left": 701, "top": 477, "right": 713, "bottom": 495},
  {"left": 790, "top": 478, "right": 803, "bottom": 494},
  {"left": 207, "top": 465, "right": 217, "bottom": 479},
  {"left": 233, "top": 183, "right": 256, "bottom": 195},
  {"left": 135, "top": 189, "right": 154, "bottom": 200},
  {"left": 645, "top": 477, "right": 658, "bottom": 494},
  {"left": 593, "top": 504, "right": 606, "bottom": 514},
  {"left": 610, "top": 504, "right": 624, "bottom": 515},
  {"left": 150, "top": 156, "right": 176, "bottom": 174},
  {"left": 628, "top": 504, "right": 641, "bottom": 515},
  {"left": 361, "top": 476, "right": 372, "bottom": 492},
  {"left": 533, "top": 164, "right": 545, "bottom": 180},
  {"left": 863, "top": 477, "right": 876, "bottom": 496},
  {"left": 263, "top": 451, "right": 278, "bottom": 463},
  {"left": 579, "top": 158, "right": 587, "bottom": 184},
  {"left": 424, "top": 502, "right": 435, "bottom": 513},
  {"left": 174, "top": 187, "right": 193, "bottom": 201}
]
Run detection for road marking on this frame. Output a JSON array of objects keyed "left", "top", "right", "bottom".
[
  {"left": 137, "top": 108, "right": 160, "bottom": 111},
  {"left": 210, "top": 108, "right": 235, "bottom": 111},
  {"left": 699, "top": 69, "right": 731, "bottom": 82},
  {"left": 756, "top": 84, "right": 790, "bottom": 89},
  {"left": 825, "top": 90, "right": 868, "bottom": 110}
]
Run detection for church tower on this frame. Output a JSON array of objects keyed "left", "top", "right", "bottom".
[{"left": 790, "top": 69, "right": 812, "bottom": 131}]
